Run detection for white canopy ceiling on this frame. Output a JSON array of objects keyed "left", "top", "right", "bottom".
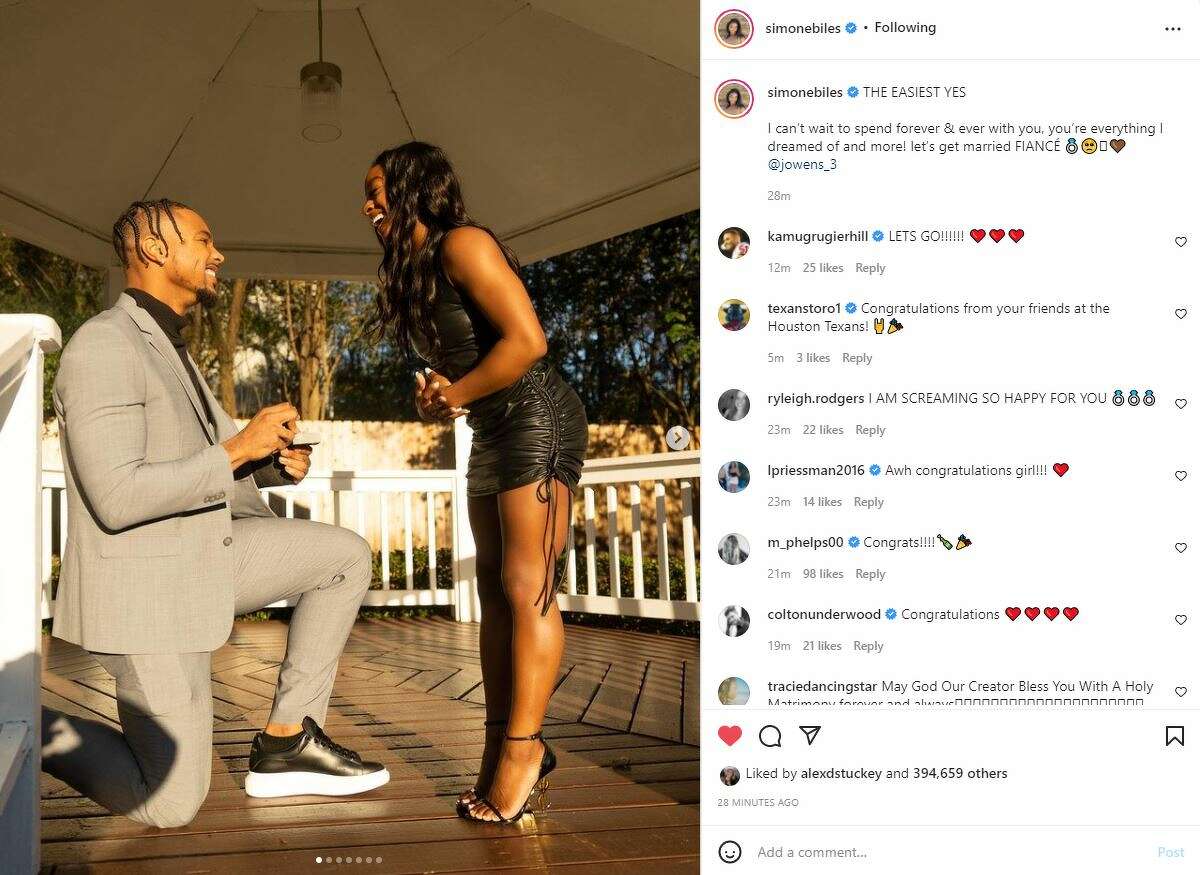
[{"left": 0, "top": 0, "right": 698, "bottom": 278}]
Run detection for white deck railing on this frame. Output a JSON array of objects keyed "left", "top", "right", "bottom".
[
  {"left": 40, "top": 418, "right": 700, "bottom": 624},
  {"left": 1, "top": 314, "right": 61, "bottom": 872},
  {"left": 566, "top": 450, "right": 700, "bottom": 620}
]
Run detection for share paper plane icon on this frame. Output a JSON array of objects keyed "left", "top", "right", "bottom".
[{"left": 799, "top": 725, "right": 821, "bottom": 745}]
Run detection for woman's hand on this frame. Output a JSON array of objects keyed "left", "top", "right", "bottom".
[{"left": 414, "top": 369, "right": 469, "bottom": 421}]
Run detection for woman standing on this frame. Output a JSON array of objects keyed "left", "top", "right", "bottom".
[{"left": 363, "top": 142, "right": 587, "bottom": 823}]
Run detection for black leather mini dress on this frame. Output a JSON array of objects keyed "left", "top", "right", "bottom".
[
  {"left": 411, "top": 272, "right": 587, "bottom": 500},
  {"left": 411, "top": 271, "right": 587, "bottom": 613}
]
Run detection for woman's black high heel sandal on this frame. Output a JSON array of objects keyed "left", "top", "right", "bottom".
[
  {"left": 456, "top": 719, "right": 506, "bottom": 816},
  {"left": 464, "top": 731, "right": 557, "bottom": 824}
]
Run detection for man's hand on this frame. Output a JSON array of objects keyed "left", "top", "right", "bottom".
[
  {"left": 414, "top": 369, "right": 469, "bottom": 421},
  {"left": 278, "top": 446, "right": 312, "bottom": 483},
  {"left": 222, "top": 403, "right": 298, "bottom": 469}
]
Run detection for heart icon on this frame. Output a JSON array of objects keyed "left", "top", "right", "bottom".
[
  {"left": 1176, "top": 471, "right": 1188, "bottom": 481},
  {"left": 1177, "top": 308, "right": 1188, "bottom": 319},
  {"left": 1176, "top": 614, "right": 1189, "bottom": 625},
  {"left": 1175, "top": 236, "right": 1188, "bottom": 248},
  {"left": 1008, "top": 228, "right": 1024, "bottom": 243},
  {"left": 1053, "top": 462, "right": 1069, "bottom": 477},
  {"left": 1110, "top": 138, "right": 1125, "bottom": 153},
  {"left": 717, "top": 725, "right": 742, "bottom": 746},
  {"left": 1044, "top": 607, "right": 1060, "bottom": 621},
  {"left": 1175, "top": 542, "right": 1188, "bottom": 553},
  {"left": 989, "top": 228, "right": 1005, "bottom": 242},
  {"left": 1005, "top": 606, "right": 1020, "bottom": 621},
  {"left": 1024, "top": 607, "right": 1040, "bottom": 621},
  {"left": 1176, "top": 398, "right": 1188, "bottom": 409},
  {"left": 1176, "top": 686, "right": 1188, "bottom": 697},
  {"left": 970, "top": 228, "right": 986, "bottom": 242},
  {"left": 1063, "top": 607, "right": 1079, "bottom": 621}
]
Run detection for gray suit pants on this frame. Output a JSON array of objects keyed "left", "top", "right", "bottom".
[{"left": 42, "top": 516, "right": 372, "bottom": 828}]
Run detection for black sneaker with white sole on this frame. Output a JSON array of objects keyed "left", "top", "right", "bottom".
[{"left": 245, "top": 716, "right": 390, "bottom": 798}]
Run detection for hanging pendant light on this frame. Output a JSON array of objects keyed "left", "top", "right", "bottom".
[{"left": 300, "top": 0, "right": 342, "bottom": 142}]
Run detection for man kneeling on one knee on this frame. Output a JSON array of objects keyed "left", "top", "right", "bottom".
[{"left": 41, "top": 198, "right": 389, "bottom": 829}]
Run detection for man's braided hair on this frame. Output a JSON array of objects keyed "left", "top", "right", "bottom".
[{"left": 111, "top": 199, "right": 190, "bottom": 267}]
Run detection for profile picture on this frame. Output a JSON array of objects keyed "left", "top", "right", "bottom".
[
  {"left": 717, "top": 460, "right": 749, "bottom": 493},
  {"left": 715, "top": 79, "right": 753, "bottom": 118},
  {"left": 717, "top": 534, "right": 749, "bottom": 566},
  {"left": 718, "top": 676, "right": 750, "bottom": 705},
  {"left": 718, "top": 388, "right": 750, "bottom": 421},
  {"left": 719, "top": 605, "right": 750, "bottom": 637},
  {"left": 718, "top": 227, "right": 749, "bottom": 259},
  {"left": 720, "top": 766, "right": 742, "bottom": 787},
  {"left": 715, "top": 11, "right": 753, "bottom": 48},
  {"left": 718, "top": 299, "right": 749, "bottom": 331}
]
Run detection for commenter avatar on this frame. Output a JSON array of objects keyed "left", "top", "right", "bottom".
[{"left": 718, "top": 676, "right": 750, "bottom": 705}]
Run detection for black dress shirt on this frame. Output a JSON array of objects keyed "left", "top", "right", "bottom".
[{"left": 126, "top": 288, "right": 216, "bottom": 436}]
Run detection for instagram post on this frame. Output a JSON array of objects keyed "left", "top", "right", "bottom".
[{"left": 3, "top": 2, "right": 1199, "bottom": 873}]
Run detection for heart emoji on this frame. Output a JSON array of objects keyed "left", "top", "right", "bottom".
[
  {"left": 1008, "top": 228, "right": 1024, "bottom": 243},
  {"left": 1177, "top": 308, "right": 1188, "bottom": 319},
  {"left": 1176, "top": 614, "right": 1189, "bottom": 626},
  {"left": 1063, "top": 607, "right": 1079, "bottom": 621},
  {"left": 1024, "top": 607, "right": 1040, "bottom": 621},
  {"left": 1176, "top": 686, "right": 1188, "bottom": 697},
  {"left": 1176, "top": 471, "right": 1188, "bottom": 481},
  {"left": 1005, "top": 606, "right": 1020, "bottom": 621},
  {"left": 1053, "top": 462, "right": 1069, "bottom": 477},
  {"left": 1175, "top": 542, "right": 1188, "bottom": 553},
  {"left": 1176, "top": 398, "right": 1188, "bottom": 409},
  {"left": 1176, "top": 236, "right": 1188, "bottom": 248},
  {"left": 970, "top": 228, "right": 986, "bottom": 242},
  {"left": 1044, "top": 607, "right": 1060, "bottom": 621},
  {"left": 989, "top": 228, "right": 1005, "bottom": 242},
  {"left": 717, "top": 725, "right": 742, "bottom": 746},
  {"left": 1110, "top": 138, "right": 1125, "bottom": 153}
]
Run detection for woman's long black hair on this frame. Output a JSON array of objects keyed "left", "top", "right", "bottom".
[{"left": 368, "top": 141, "right": 520, "bottom": 359}]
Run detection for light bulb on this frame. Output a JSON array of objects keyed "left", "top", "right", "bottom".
[{"left": 300, "top": 61, "right": 342, "bottom": 143}]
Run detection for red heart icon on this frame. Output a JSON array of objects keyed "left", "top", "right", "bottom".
[
  {"left": 1044, "top": 607, "right": 1060, "bottom": 621},
  {"left": 970, "top": 228, "right": 986, "bottom": 242},
  {"left": 989, "top": 228, "right": 1005, "bottom": 242},
  {"left": 1053, "top": 462, "right": 1069, "bottom": 477},
  {"left": 717, "top": 725, "right": 742, "bottom": 746},
  {"left": 1008, "top": 228, "right": 1024, "bottom": 242},
  {"left": 1063, "top": 607, "right": 1079, "bottom": 621},
  {"left": 1005, "top": 607, "right": 1020, "bottom": 621},
  {"left": 1025, "top": 607, "right": 1040, "bottom": 621}
]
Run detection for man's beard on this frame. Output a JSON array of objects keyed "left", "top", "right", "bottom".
[{"left": 195, "top": 284, "right": 218, "bottom": 307}]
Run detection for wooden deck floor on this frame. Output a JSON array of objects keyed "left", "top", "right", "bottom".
[{"left": 38, "top": 617, "right": 700, "bottom": 873}]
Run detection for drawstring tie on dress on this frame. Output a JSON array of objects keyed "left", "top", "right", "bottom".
[{"left": 528, "top": 371, "right": 569, "bottom": 616}]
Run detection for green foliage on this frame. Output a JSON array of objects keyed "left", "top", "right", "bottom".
[
  {"left": 0, "top": 232, "right": 106, "bottom": 418},
  {"left": 325, "top": 333, "right": 418, "bottom": 421},
  {"left": 522, "top": 210, "right": 699, "bottom": 428},
  {"left": 559, "top": 548, "right": 699, "bottom": 602},
  {"left": 371, "top": 546, "right": 455, "bottom": 589}
]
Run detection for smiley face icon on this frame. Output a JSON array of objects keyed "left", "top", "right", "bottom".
[
  {"left": 718, "top": 840, "right": 743, "bottom": 864},
  {"left": 1082, "top": 137, "right": 1098, "bottom": 154}
]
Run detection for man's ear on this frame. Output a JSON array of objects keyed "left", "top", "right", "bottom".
[{"left": 139, "top": 233, "right": 168, "bottom": 267}]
